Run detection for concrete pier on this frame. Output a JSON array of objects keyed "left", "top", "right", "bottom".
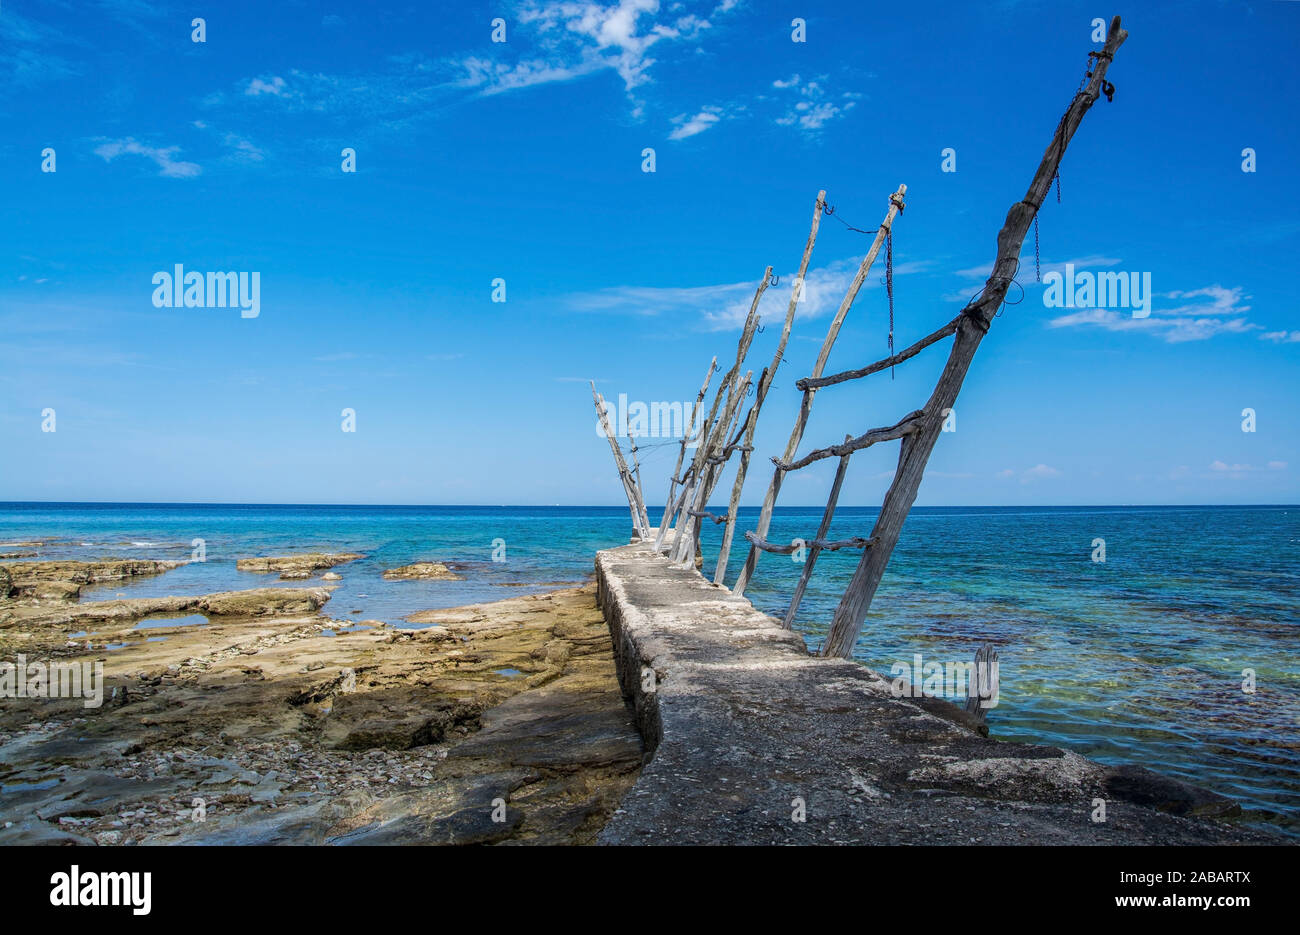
[{"left": 594, "top": 542, "right": 1274, "bottom": 845}]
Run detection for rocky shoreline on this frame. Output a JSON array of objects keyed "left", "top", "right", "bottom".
[{"left": 0, "top": 555, "right": 642, "bottom": 845}]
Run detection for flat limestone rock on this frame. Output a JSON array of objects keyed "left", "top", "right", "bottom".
[
  {"left": 0, "top": 559, "right": 184, "bottom": 602},
  {"left": 236, "top": 553, "right": 364, "bottom": 577},
  {"left": 382, "top": 562, "right": 463, "bottom": 581},
  {"left": 0, "top": 584, "right": 641, "bottom": 847}
]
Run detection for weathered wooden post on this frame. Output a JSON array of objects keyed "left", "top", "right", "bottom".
[
  {"left": 820, "top": 18, "right": 1128, "bottom": 658},
  {"left": 665, "top": 269, "right": 770, "bottom": 558},
  {"left": 674, "top": 369, "right": 752, "bottom": 566},
  {"left": 732, "top": 183, "right": 908, "bottom": 598},
  {"left": 713, "top": 191, "right": 826, "bottom": 585},
  {"left": 964, "top": 643, "right": 999, "bottom": 723},
  {"left": 592, "top": 381, "right": 651, "bottom": 540},
  {"left": 654, "top": 356, "right": 718, "bottom": 551},
  {"left": 781, "top": 435, "right": 853, "bottom": 628}
]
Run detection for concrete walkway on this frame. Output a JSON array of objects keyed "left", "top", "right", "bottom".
[{"left": 595, "top": 542, "right": 1275, "bottom": 845}]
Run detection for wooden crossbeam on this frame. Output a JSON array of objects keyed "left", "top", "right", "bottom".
[
  {"left": 775, "top": 410, "right": 925, "bottom": 472},
  {"left": 796, "top": 317, "right": 960, "bottom": 392},
  {"left": 745, "top": 532, "right": 875, "bottom": 555}
]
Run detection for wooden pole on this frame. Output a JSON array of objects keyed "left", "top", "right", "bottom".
[
  {"left": 592, "top": 381, "right": 650, "bottom": 540},
  {"left": 674, "top": 369, "right": 752, "bottom": 566},
  {"left": 781, "top": 435, "right": 853, "bottom": 628},
  {"left": 964, "top": 643, "right": 999, "bottom": 723},
  {"left": 627, "top": 435, "right": 651, "bottom": 536},
  {"left": 655, "top": 356, "right": 717, "bottom": 551},
  {"left": 667, "top": 270, "right": 770, "bottom": 558},
  {"left": 731, "top": 183, "right": 908, "bottom": 598},
  {"left": 714, "top": 191, "right": 826, "bottom": 585},
  {"left": 821, "top": 18, "right": 1128, "bottom": 658}
]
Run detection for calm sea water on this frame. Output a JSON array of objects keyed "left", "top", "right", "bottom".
[{"left": 2, "top": 502, "right": 1296, "bottom": 835}]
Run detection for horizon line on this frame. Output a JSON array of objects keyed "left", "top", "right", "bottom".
[{"left": 1, "top": 500, "right": 1296, "bottom": 510}]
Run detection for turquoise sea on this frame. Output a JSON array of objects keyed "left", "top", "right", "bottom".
[{"left": 1, "top": 502, "right": 1296, "bottom": 836}]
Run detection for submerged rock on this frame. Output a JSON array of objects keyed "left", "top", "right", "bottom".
[
  {"left": 0, "top": 559, "right": 183, "bottom": 602},
  {"left": 383, "top": 562, "right": 463, "bottom": 581}
]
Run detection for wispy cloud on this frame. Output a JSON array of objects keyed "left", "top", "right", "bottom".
[
  {"left": 669, "top": 105, "right": 724, "bottom": 139},
  {"left": 246, "top": 76, "right": 290, "bottom": 97},
  {"left": 451, "top": 0, "right": 729, "bottom": 113},
  {"left": 771, "top": 73, "right": 860, "bottom": 132},
  {"left": 1208, "top": 460, "right": 1288, "bottom": 477},
  {"left": 565, "top": 255, "right": 930, "bottom": 330},
  {"left": 1260, "top": 330, "right": 1300, "bottom": 344},
  {"left": 0, "top": 7, "right": 80, "bottom": 90},
  {"left": 997, "top": 464, "right": 1062, "bottom": 484},
  {"left": 93, "top": 138, "right": 202, "bottom": 178},
  {"left": 1044, "top": 274, "right": 1259, "bottom": 343}
]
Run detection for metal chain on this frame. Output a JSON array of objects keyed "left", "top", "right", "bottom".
[
  {"left": 1034, "top": 214, "right": 1041, "bottom": 283},
  {"left": 886, "top": 229, "right": 895, "bottom": 379}
]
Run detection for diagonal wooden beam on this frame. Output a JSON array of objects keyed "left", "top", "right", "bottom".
[
  {"left": 714, "top": 191, "right": 827, "bottom": 585},
  {"left": 731, "top": 183, "right": 908, "bottom": 598},
  {"left": 820, "top": 16, "right": 1129, "bottom": 659}
]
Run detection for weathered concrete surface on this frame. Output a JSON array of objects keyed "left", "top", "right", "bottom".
[{"left": 595, "top": 542, "right": 1277, "bottom": 845}]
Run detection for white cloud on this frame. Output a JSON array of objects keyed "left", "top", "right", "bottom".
[
  {"left": 245, "top": 76, "right": 289, "bottom": 97},
  {"left": 772, "top": 73, "right": 859, "bottom": 132},
  {"left": 566, "top": 255, "right": 930, "bottom": 330},
  {"left": 1261, "top": 330, "right": 1300, "bottom": 344},
  {"left": 1047, "top": 281, "right": 1257, "bottom": 344},
  {"left": 93, "top": 138, "right": 201, "bottom": 178},
  {"left": 456, "top": 0, "right": 726, "bottom": 103},
  {"left": 669, "top": 106, "right": 723, "bottom": 139},
  {"left": 223, "top": 134, "right": 265, "bottom": 163}
]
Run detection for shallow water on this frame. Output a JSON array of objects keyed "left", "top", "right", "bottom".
[
  {"left": 134, "top": 614, "right": 208, "bottom": 630},
  {"left": 2, "top": 501, "right": 1296, "bottom": 834}
]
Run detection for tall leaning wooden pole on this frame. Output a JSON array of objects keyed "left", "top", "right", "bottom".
[
  {"left": 713, "top": 191, "right": 826, "bottom": 585},
  {"left": 592, "top": 381, "right": 651, "bottom": 540},
  {"left": 821, "top": 17, "right": 1129, "bottom": 658},
  {"left": 731, "top": 183, "right": 907, "bottom": 598}
]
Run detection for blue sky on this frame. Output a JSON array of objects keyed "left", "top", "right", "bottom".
[{"left": 1, "top": 0, "right": 1296, "bottom": 506}]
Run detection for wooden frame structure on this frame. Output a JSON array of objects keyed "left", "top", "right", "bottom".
[{"left": 593, "top": 16, "right": 1129, "bottom": 661}]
